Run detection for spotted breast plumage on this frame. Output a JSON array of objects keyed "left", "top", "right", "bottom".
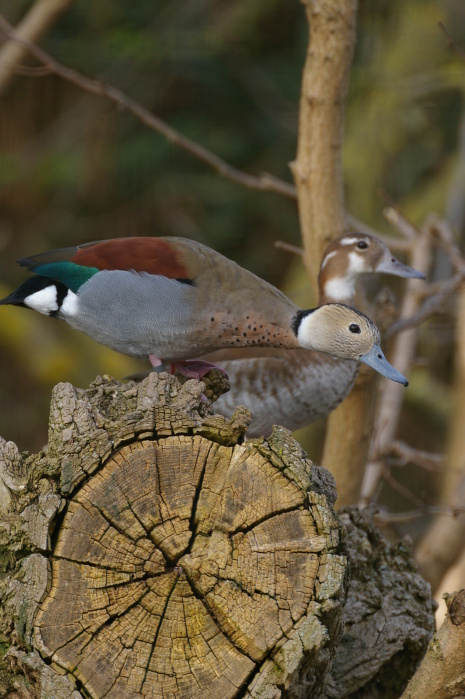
[{"left": 202, "top": 232, "right": 423, "bottom": 436}]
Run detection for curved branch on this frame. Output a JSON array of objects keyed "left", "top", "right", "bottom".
[
  {"left": 400, "top": 589, "right": 465, "bottom": 699},
  {"left": 0, "top": 0, "right": 71, "bottom": 94},
  {"left": 0, "top": 14, "right": 297, "bottom": 199}
]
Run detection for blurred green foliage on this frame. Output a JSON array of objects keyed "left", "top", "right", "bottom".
[{"left": 0, "top": 0, "right": 464, "bottom": 453}]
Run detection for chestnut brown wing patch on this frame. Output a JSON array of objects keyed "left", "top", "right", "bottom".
[{"left": 72, "top": 238, "right": 192, "bottom": 280}]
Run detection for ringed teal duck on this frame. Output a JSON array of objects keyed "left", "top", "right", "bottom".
[
  {"left": 203, "top": 232, "right": 423, "bottom": 436},
  {"left": 0, "top": 236, "right": 408, "bottom": 385}
]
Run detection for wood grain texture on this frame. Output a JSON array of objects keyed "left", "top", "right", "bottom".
[
  {"left": 0, "top": 372, "right": 347, "bottom": 698},
  {"left": 0, "top": 373, "right": 436, "bottom": 698},
  {"left": 34, "top": 431, "right": 340, "bottom": 698}
]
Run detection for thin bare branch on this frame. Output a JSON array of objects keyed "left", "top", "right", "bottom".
[
  {"left": 273, "top": 240, "right": 304, "bottom": 256},
  {"left": 389, "top": 273, "right": 463, "bottom": 335},
  {"left": 400, "top": 589, "right": 465, "bottom": 699},
  {"left": 0, "top": 0, "right": 71, "bottom": 94},
  {"left": 383, "top": 203, "right": 421, "bottom": 240},
  {"left": 389, "top": 215, "right": 465, "bottom": 334},
  {"left": 438, "top": 21, "right": 465, "bottom": 61},
  {"left": 383, "top": 469, "right": 427, "bottom": 508},
  {"left": 375, "top": 505, "right": 465, "bottom": 526},
  {"left": 361, "top": 220, "right": 432, "bottom": 506},
  {"left": 416, "top": 279, "right": 452, "bottom": 299},
  {"left": 389, "top": 440, "right": 445, "bottom": 472},
  {"left": 430, "top": 215, "right": 465, "bottom": 274},
  {"left": 2, "top": 13, "right": 421, "bottom": 249},
  {"left": 0, "top": 13, "right": 298, "bottom": 200},
  {"left": 12, "top": 63, "right": 53, "bottom": 76}
]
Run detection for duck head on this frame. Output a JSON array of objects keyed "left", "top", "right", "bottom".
[
  {"left": 318, "top": 232, "right": 425, "bottom": 304},
  {"left": 294, "top": 303, "right": 408, "bottom": 386}
]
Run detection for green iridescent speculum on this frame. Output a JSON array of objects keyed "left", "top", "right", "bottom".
[{"left": 34, "top": 262, "right": 99, "bottom": 293}]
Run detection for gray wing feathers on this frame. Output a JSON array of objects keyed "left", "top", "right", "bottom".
[{"left": 64, "top": 270, "right": 200, "bottom": 360}]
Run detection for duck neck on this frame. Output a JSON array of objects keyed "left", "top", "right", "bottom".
[{"left": 318, "top": 274, "right": 357, "bottom": 305}]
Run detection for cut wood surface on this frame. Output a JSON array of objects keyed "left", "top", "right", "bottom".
[
  {"left": 0, "top": 372, "right": 348, "bottom": 699},
  {"left": 0, "top": 372, "right": 438, "bottom": 698}
]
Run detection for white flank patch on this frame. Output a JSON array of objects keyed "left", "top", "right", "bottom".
[
  {"left": 25, "top": 286, "right": 58, "bottom": 315},
  {"left": 60, "top": 290, "right": 79, "bottom": 317},
  {"left": 339, "top": 236, "right": 361, "bottom": 246},
  {"left": 323, "top": 276, "right": 355, "bottom": 302},
  {"left": 320, "top": 249, "right": 338, "bottom": 270}
]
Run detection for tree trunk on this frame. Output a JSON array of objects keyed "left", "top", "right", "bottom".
[{"left": 291, "top": 0, "right": 356, "bottom": 296}]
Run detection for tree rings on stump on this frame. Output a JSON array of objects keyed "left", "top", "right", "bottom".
[{"left": 31, "top": 375, "right": 346, "bottom": 698}]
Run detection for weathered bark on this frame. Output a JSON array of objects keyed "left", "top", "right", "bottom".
[
  {"left": 400, "top": 589, "right": 465, "bottom": 699},
  {"left": 0, "top": 372, "right": 348, "bottom": 699},
  {"left": 324, "top": 507, "right": 436, "bottom": 699},
  {"left": 290, "top": 0, "right": 356, "bottom": 296},
  {"left": 435, "top": 544, "right": 465, "bottom": 628}
]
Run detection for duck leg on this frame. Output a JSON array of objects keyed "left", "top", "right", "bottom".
[
  {"left": 148, "top": 355, "right": 228, "bottom": 380},
  {"left": 170, "top": 360, "right": 229, "bottom": 380},
  {"left": 149, "top": 354, "right": 166, "bottom": 373}
]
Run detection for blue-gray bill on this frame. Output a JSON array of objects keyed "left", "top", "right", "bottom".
[
  {"left": 376, "top": 256, "right": 425, "bottom": 280},
  {"left": 360, "top": 344, "right": 408, "bottom": 386}
]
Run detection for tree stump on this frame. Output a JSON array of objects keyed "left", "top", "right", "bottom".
[{"left": 0, "top": 373, "right": 347, "bottom": 699}]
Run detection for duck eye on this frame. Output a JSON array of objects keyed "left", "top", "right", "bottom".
[
  {"left": 349, "top": 324, "right": 361, "bottom": 334},
  {"left": 357, "top": 241, "right": 368, "bottom": 249}
]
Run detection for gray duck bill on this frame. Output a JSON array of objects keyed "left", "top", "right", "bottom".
[{"left": 360, "top": 344, "right": 408, "bottom": 386}]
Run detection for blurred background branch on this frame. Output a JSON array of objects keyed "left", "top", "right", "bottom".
[
  {"left": 0, "top": 0, "right": 71, "bottom": 94},
  {"left": 0, "top": 13, "right": 297, "bottom": 199}
]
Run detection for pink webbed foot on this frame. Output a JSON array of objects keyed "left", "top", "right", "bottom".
[{"left": 169, "top": 360, "right": 229, "bottom": 380}]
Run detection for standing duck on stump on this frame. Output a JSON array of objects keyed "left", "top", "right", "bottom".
[
  {"left": 0, "top": 236, "right": 408, "bottom": 386},
  {"left": 201, "top": 232, "right": 424, "bottom": 436}
]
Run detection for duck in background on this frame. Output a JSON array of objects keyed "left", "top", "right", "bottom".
[
  {"left": 203, "top": 232, "right": 424, "bottom": 436},
  {"left": 0, "top": 235, "right": 409, "bottom": 390}
]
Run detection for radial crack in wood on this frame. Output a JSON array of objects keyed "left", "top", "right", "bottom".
[{"left": 0, "top": 373, "right": 345, "bottom": 699}]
